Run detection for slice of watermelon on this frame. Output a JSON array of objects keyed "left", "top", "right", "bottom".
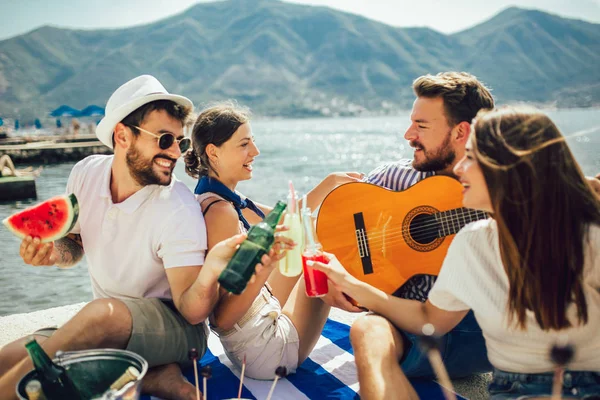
[{"left": 2, "top": 194, "right": 79, "bottom": 243}]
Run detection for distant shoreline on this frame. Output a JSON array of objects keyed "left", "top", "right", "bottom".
[{"left": 3, "top": 104, "right": 600, "bottom": 127}]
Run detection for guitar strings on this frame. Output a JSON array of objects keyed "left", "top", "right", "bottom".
[
  {"left": 336, "top": 209, "right": 488, "bottom": 244},
  {"left": 360, "top": 215, "right": 486, "bottom": 246},
  {"left": 341, "top": 223, "right": 490, "bottom": 251},
  {"left": 329, "top": 216, "right": 474, "bottom": 245},
  {"left": 347, "top": 226, "right": 473, "bottom": 253},
  {"left": 331, "top": 216, "right": 488, "bottom": 251},
  {"left": 324, "top": 208, "right": 486, "bottom": 241}
]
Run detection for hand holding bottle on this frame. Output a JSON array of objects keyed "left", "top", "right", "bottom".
[
  {"left": 254, "top": 225, "right": 296, "bottom": 279},
  {"left": 203, "top": 234, "right": 250, "bottom": 281},
  {"left": 204, "top": 227, "right": 295, "bottom": 284},
  {"left": 218, "top": 201, "right": 287, "bottom": 294}
]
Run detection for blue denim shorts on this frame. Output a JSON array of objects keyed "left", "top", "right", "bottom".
[
  {"left": 400, "top": 310, "right": 492, "bottom": 378},
  {"left": 489, "top": 369, "right": 600, "bottom": 399}
]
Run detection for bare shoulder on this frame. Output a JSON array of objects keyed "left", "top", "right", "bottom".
[
  {"left": 203, "top": 199, "right": 238, "bottom": 221},
  {"left": 203, "top": 201, "right": 241, "bottom": 250}
]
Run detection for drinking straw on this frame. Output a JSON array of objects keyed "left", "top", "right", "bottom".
[
  {"left": 265, "top": 366, "right": 288, "bottom": 400},
  {"left": 418, "top": 324, "right": 456, "bottom": 400},
  {"left": 188, "top": 348, "right": 200, "bottom": 400},
  {"left": 237, "top": 354, "right": 247, "bottom": 399},
  {"left": 200, "top": 365, "right": 212, "bottom": 400},
  {"left": 550, "top": 336, "right": 574, "bottom": 400}
]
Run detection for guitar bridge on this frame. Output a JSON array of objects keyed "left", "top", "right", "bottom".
[{"left": 354, "top": 212, "right": 373, "bottom": 275}]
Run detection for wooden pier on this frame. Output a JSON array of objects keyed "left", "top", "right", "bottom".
[{"left": 0, "top": 134, "right": 112, "bottom": 163}]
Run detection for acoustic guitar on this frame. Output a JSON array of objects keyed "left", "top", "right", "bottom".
[{"left": 316, "top": 176, "right": 488, "bottom": 295}]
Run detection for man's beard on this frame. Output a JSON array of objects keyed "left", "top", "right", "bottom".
[
  {"left": 126, "top": 145, "right": 174, "bottom": 187},
  {"left": 412, "top": 133, "right": 456, "bottom": 173}
]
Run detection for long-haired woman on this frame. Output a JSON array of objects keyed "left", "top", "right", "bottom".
[{"left": 310, "top": 106, "right": 600, "bottom": 399}]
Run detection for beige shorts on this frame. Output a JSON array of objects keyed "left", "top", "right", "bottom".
[
  {"left": 212, "top": 287, "right": 300, "bottom": 380},
  {"left": 34, "top": 297, "right": 208, "bottom": 368}
]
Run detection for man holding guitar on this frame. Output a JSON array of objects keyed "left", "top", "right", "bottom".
[{"left": 319, "top": 72, "right": 495, "bottom": 399}]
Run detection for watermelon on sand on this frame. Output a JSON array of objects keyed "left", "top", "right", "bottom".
[{"left": 2, "top": 194, "right": 79, "bottom": 243}]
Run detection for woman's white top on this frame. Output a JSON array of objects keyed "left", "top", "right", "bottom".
[{"left": 428, "top": 219, "right": 600, "bottom": 373}]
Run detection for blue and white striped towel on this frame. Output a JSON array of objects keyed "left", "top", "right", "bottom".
[{"left": 146, "top": 318, "right": 465, "bottom": 399}]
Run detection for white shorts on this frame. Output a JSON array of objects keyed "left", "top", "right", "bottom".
[{"left": 212, "top": 286, "right": 300, "bottom": 380}]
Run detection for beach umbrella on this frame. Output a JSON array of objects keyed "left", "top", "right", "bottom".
[
  {"left": 50, "top": 105, "right": 81, "bottom": 117},
  {"left": 80, "top": 105, "right": 105, "bottom": 117}
]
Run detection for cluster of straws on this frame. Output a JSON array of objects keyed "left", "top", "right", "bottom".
[
  {"left": 418, "top": 326, "right": 578, "bottom": 400},
  {"left": 188, "top": 350, "right": 288, "bottom": 400},
  {"left": 188, "top": 348, "right": 211, "bottom": 400}
]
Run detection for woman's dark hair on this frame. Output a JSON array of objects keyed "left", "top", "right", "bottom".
[
  {"left": 471, "top": 106, "right": 600, "bottom": 331},
  {"left": 185, "top": 101, "right": 251, "bottom": 178}
]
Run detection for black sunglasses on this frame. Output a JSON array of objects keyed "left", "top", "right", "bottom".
[{"left": 129, "top": 125, "right": 191, "bottom": 152}]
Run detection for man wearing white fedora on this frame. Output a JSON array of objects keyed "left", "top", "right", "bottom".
[{"left": 0, "top": 75, "right": 242, "bottom": 399}]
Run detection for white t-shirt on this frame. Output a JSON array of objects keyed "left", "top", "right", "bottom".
[
  {"left": 429, "top": 219, "right": 600, "bottom": 373},
  {"left": 66, "top": 155, "right": 207, "bottom": 300}
]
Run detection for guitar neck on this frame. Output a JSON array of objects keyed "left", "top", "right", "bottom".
[{"left": 434, "top": 208, "right": 488, "bottom": 237}]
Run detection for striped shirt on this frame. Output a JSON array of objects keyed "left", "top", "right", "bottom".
[{"left": 365, "top": 159, "right": 437, "bottom": 302}]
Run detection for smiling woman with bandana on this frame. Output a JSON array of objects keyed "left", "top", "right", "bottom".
[{"left": 184, "top": 101, "right": 364, "bottom": 380}]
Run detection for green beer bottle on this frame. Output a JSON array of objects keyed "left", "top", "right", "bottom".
[
  {"left": 24, "top": 338, "right": 81, "bottom": 400},
  {"left": 218, "top": 201, "right": 287, "bottom": 294}
]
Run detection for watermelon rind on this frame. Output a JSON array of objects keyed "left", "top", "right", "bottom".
[
  {"left": 64, "top": 193, "right": 80, "bottom": 235},
  {"left": 2, "top": 193, "right": 79, "bottom": 243}
]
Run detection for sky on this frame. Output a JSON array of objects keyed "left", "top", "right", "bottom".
[{"left": 1, "top": 0, "right": 599, "bottom": 40}]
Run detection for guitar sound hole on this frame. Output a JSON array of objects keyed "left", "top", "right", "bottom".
[{"left": 409, "top": 214, "right": 438, "bottom": 245}]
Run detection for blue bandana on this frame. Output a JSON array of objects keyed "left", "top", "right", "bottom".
[{"left": 194, "top": 176, "right": 265, "bottom": 230}]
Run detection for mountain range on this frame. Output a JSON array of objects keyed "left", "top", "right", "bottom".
[{"left": 1, "top": 0, "right": 599, "bottom": 121}]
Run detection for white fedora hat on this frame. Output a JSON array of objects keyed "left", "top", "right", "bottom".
[{"left": 96, "top": 75, "right": 193, "bottom": 149}]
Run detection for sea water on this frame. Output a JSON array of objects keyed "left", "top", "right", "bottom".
[{"left": 1, "top": 111, "right": 599, "bottom": 315}]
